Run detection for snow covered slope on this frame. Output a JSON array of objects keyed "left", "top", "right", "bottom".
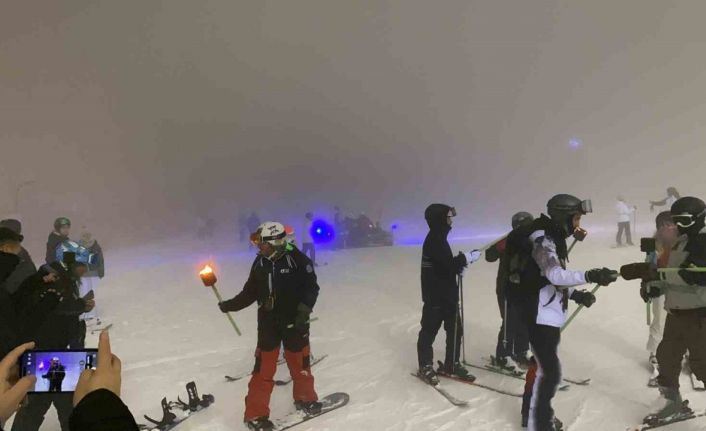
[{"left": 16, "top": 232, "right": 706, "bottom": 430}]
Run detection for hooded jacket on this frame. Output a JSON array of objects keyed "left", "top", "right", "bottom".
[{"left": 420, "top": 204, "right": 467, "bottom": 306}]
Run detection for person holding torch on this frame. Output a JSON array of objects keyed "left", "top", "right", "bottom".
[{"left": 217, "top": 221, "right": 321, "bottom": 431}]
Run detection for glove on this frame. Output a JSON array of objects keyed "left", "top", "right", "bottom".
[
  {"left": 585, "top": 268, "right": 619, "bottom": 286},
  {"left": 218, "top": 301, "right": 230, "bottom": 313},
  {"left": 294, "top": 303, "right": 312, "bottom": 330},
  {"left": 465, "top": 250, "right": 481, "bottom": 264},
  {"left": 570, "top": 289, "right": 596, "bottom": 308},
  {"left": 640, "top": 281, "right": 662, "bottom": 303},
  {"left": 455, "top": 252, "right": 468, "bottom": 275},
  {"left": 678, "top": 269, "right": 706, "bottom": 286}
]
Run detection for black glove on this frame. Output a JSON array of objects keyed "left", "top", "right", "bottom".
[
  {"left": 640, "top": 281, "right": 662, "bottom": 303},
  {"left": 294, "top": 303, "right": 312, "bottom": 330},
  {"left": 678, "top": 269, "right": 706, "bottom": 286},
  {"left": 218, "top": 301, "right": 230, "bottom": 313},
  {"left": 570, "top": 289, "right": 596, "bottom": 308},
  {"left": 585, "top": 268, "right": 619, "bottom": 286}
]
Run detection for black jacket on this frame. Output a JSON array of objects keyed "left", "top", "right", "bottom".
[
  {"left": 69, "top": 389, "right": 139, "bottom": 431},
  {"left": 420, "top": 204, "right": 467, "bottom": 306},
  {"left": 0, "top": 252, "right": 20, "bottom": 358},
  {"left": 1, "top": 246, "right": 37, "bottom": 295},
  {"left": 15, "top": 262, "right": 87, "bottom": 349},
  {"left": 84, "top": 241, "right": 105, "bottom": 278},
  {"left": 220, "top": 245, "right": 320, "bottom": 328},
  {"left": 485, "top": 237, "right": 509, "bottom": 297},
  {"left": 46, "top": 232, "right": 69, "bottom": 264}
]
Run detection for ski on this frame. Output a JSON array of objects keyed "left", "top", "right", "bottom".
[
  {"left": 90, "top": 323, "right": 113, "bottom": 334},
  {"left": 410, "top": 372, "right": 468, "bottom": 407},
  {"left": 275, "top": 354, "right": 329, "bottom": 386},
  {"left": 436, "top": 370, "right": 524, "bottom": 398},
  {"left": 272, "top": 392, "right": 349, "bottom": 430},
  {"left": 463, "top": 360, "right": 583, "bottom": 388},
  {"left": 630, "top": 401, "right": 704, "bottom": 430},
  {"left": 226, "top": 358, "right": 286, "bottom": 382}
]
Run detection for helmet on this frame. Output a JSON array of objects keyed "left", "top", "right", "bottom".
[
  {"left": 251, "top": 222, "right": 287, "bottom": 246},
  {"left": 511, "top": 212, "right": 534, "bottom": 229},
  {"left": 547, "top": 194, "right": 592, "bottom": 237},
  {"left": 56, "top": 241, "right": 94, "bottom": 266},
  {"left": 54, "top": 217, "right": 71, "bottom": 231},
  {"left": 670, "top": 197, "right": 706, "bottom": 236}
]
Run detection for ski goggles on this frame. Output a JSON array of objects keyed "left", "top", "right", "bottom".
[
  {"left": 250, "top": 230, "right": 287, "bottom": 246},
  {"left": 579, "top": 199, "right": 593, "bottom": 214},
  {"left": 448, "top": 207, "right": 457, "bottom": 218},
  {"left": 671, "top": 210, "right": 706, "bottom": 228}
]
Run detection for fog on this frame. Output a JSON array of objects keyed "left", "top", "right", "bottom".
[{"left": 2, "top": 0, "right": 706, "bottom": 251}]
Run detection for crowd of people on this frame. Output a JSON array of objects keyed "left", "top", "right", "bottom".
[
  {"left": 414, "top": 190, "right": 706, "bottom": 431},
  {"left": 0, "top": 217, "right": 125, "bottom": 431}
]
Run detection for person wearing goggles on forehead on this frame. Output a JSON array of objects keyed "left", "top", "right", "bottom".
[
  {"left": 505, "top": 194, "right": 618, "bottom": 431},
  {"left": 639, "top": 196, "right": 706, "bottom": 424},
  {"left": 417, "top": 204, "right": 481, "bottom": 386},
  {"left": 218, "top": 222, "right": 321, "bottom": 431}
]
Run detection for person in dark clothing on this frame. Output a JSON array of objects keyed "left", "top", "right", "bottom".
[
  {"left": 0, "top": 228, "right": 25, "bottom": 361},
  {"left": 43, "top": 358, "right": 66, "bottom": 392},
  {"left": 0, "top": 219, "right": 37, "bottom": 295},
  {"left": 219, "top": 221, "right": 321, "bottom": 431},
  {"left": 46, "top": 217, "right": 71, "bottom": 264},
  {"left": 507, "top": 194, "right": 618, "bottom": 431},
  {"left": 486, "top": 212, "right": 533, "bottom": 371},
  {"left": 417, "top": 204, "right": 480, "bottom": 385},
  {"left": 11, "top": 252, "right": 95, "bottom": 431}
]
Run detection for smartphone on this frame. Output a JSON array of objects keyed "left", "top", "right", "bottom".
[
  {"left": 641, "top": 237, "right": 656, "bottom": 254},
  {"left": 19, "top": 349, "right": 98, "bottom": 394}
]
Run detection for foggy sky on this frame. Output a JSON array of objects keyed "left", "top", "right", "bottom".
[{"left": 2, "top": 0, "right": 706, "bottom": 249}]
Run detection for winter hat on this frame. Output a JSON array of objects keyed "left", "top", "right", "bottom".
[
  {"left": 0, "top": 227, "right": 23, "bottom": 243},
  {"left": 0, "top": 219, "right": 22, "bottom": 235},
  {"left": 54, "top": 217, "right": 71, "bottom": 231}
]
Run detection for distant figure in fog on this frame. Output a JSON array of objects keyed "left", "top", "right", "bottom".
[{"left": 650, "top": 187, "right": 681, "bottom": 212}]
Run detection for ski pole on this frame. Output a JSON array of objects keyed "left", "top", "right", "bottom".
[
  {"left": 567, "top": 238, "right": 578, "bottom": 255},
  {"left": 199, "top": 265, "right": 242, "bottom": 336},
  {"left": 561, "top": 284, "right": 600, "bottom": 333},
  {"left": 286, "top": 317, "right": 319, "bottom": 329},
  {"left": 502, "top": 297, "right": 508, "bottom": 351},
  {"left": 646, "top": 301, "right": 652, "bottom": 326},
  {"left": 459, "top": 274, "right": 466, "bottom": 364},
  {"left": 452, "top": 277, "right": 460, "bottom": 369}
]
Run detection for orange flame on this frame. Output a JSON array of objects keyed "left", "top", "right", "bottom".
[{"left": 199, "top": 265, "right": 214, "bottom": 276}]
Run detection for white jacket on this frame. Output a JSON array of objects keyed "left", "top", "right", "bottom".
[
  {"left": 530, "top": 230, "right": 588, "bottom": 328},
  {"left": 616, "top": 201, "right": 635, "bottom": 223}
]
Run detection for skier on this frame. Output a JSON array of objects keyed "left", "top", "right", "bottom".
[
  {"left": 218, "top": 222, "right": 321, "bottom": 431},
  {"left": 486, "top": 211, "right": 534, "bottom": 371},
  {"left": 417, "top": 204, "right": 480, "bottom": 385},
  {"left": 615, "top": 196, "right": 636, "bottom": 247},
  {"left": 650, "top": 187, "right": 681, "bottom": 213},
  {"left": 79, "top": 231, "right": 105, "bottom": 327},
  {"left": 642, "top": 212, "right": 678, "bottom": 386},
  {"left": 505, "top": 194, "right": 618, "bottom": 431},
  {"left": 0, "top": 219, "right": 36, "bottom": 295},
  {"left": 301, "top": 212, "right": 316, "bottom": 265},
  {"left": 42, "top": 357, "right": 66, "bottom": 392},
  {"left": 639, "top": 196, "right": 706, "bottom": 424},
  {"left": 46, "top": 217, "right": 71, "bottom": 264}
]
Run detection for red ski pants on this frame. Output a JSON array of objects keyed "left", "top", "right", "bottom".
[{"left": 244, "top": 326, "right": 318, "bottom": 421}]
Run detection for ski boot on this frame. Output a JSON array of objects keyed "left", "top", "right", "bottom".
[
  {"left": 295, "top": 400, "right": 323, "bottom": 416},
  {"left": 643, "top": 386, "right": 690, "bottom": 425},
  {"left": 438, "top": 361, "right": 476, "bottom": 382},
  {"left": 246, "top": 417, "right": 275, "bottom": 431},
  {"left": 419, "top": 364, "right": 440, "bottom": 386},
  {"left": 512, "top": 352, "right": 533, "bottom": 370},
  {"left": 492, "top": 355, "right": 522, "bottom": 373},
  {"left": 647, "top": 354, "right": 659, "bottom": 387}
]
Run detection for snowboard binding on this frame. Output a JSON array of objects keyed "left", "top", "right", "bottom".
[
  {"left": 170, "top": 381, "right": 215, "bottom": 412},
  {"left": 142, "top": 397, "right": 177, "bottom": 430}
]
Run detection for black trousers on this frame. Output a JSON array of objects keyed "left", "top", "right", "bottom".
[
  {"left": 11, "top": 393, "right": 73, "bottom": 431},
  {"left": 496, "top": 291, "right": 529, "bottom": 359},
  {"left": 657, "top": 311, "right": 706, "bottom": 388},
  {"left": 301, "top": 242, "right": 316, "bottom": 265},
  {"left": 417, "top": 303, "right": 462, "bottom": 368},
  {"left": 616, "top": 221, "right": 632, "bottom": 245},
  {"left": 526, "top": 323, "right": 561, "bottom": 430}
]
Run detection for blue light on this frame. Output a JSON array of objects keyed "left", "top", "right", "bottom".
[
  {"left": 569, "top": 138, "right": 582, "bottom": 149},
  {"left": 310, "top": 219, "right": 335, "bottom": 244},
  {"left": 391, "top": 224, "right": 399, "bottom": 230}
]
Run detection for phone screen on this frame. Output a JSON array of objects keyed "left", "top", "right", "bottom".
[{"left": 20, "top": 349, "right": 98, "bottom": 393}]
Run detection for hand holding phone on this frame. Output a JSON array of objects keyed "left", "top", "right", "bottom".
[
  {"left": 74, "top": 331, "right": 122, "bottom": 407},
  {"left": 1, "top": 342, "right": 37, "bottom": 425}
]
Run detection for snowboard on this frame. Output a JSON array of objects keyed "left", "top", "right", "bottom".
[{"left": 272, "top": 392, "right": 349, "bottom": 430}]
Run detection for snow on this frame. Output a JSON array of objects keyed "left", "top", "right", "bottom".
[{"left": 13, "top": 231, "right": 706, "bottom": 431}]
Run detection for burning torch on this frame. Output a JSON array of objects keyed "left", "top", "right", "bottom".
[{"left": 199, "top": 265, "right": 242, "bottom": 336}]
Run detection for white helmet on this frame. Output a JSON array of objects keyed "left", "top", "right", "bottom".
[{"left": 251, "top": 221, "right": 287, "bottom": 246}]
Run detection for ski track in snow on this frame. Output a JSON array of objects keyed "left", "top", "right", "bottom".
[{"left": 12, "top": 233, "right": 706, "bottom": 430}]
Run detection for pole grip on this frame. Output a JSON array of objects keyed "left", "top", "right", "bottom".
[
  {"left": 211, "top": 285, "right": 242, "bottom": 336},
  {"left": 561, "top": 284, "right": 600, "bottom": 333}
]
